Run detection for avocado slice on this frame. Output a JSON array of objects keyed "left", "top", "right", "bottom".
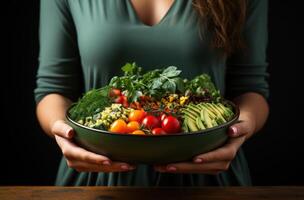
[
  {"left": 186, "top": 117, "right": 199, "bottom": 132},
  {"left": 196, "top": 116, "right": 206, "bottom": 130},
  {"left": 202, "top": 109, "right": 213, "bottom": 128}
]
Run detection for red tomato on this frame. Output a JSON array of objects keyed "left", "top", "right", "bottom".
[
  {"left": 109, "top": 119, "right": 128, "bottom": 134},
  {"left": 122, "top": 96, "right": 129, "bottom": 108},
  {"left": 128, "top": 110, "right": 146, "bottom": 123},
  {"left": 161, "top": 116, "right": 181, "bottom": 134},
  {"left": 142, "top": 115, "right": 160, "bottom": 129},
  {"left": 115, "top": 95, "right": 128, "bottom": 107},
  {"left": 157, "top": 113, "right": 167, "bottom": 122},
  {"left": 114, "top": 96, "right": 124, "bottom": 104},
  {"left": 160, "top": 113, "right": 167, "bottom": 121},
  {"left": 152, "top": 128, "right": 167, "bottom": 135},
  {"left": 109, "top": 88, "right": 121, "bottom": 97}
]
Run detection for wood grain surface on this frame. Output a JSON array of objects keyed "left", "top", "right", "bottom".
[{"left": 1, "top": 186, "right": 304, "bottom": 200}]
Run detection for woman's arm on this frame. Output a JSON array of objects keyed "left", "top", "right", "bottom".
[{"left": 36, "top": 94, "right": 73, "bottom": 138}]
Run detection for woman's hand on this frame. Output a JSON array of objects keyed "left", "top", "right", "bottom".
[
  {"left": 52, "top": 120, "right": 136, "bottom": 173},
  {"left": 154, "top": 111, "right": 256, "bottom": 174}
]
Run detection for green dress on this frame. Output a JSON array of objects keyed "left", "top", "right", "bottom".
[{"left": 35, "top": 0, "right": 268, "bottom": 186}]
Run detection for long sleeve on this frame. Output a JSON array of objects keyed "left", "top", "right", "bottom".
[
  {"left": 225, "top": 0, "right": 269, "bottom": 99},
  {"left": 34, "top": 0, "right": 83, "bottom": 103}
]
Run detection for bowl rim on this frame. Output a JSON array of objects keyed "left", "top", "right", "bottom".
[{"left": 66, "top": 100, "right": 240, "bottom": 137}]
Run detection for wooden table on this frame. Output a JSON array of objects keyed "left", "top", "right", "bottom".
[{"left": 1, "top": 186, "right": 304, "bottom": 200}]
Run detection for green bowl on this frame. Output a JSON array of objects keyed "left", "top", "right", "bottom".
[{"left": 66, "top": 101, "right": 239, "bottom": 164}]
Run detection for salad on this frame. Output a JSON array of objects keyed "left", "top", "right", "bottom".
[{"left": 69, "top": 62, "right": 235, "bottom": 135}]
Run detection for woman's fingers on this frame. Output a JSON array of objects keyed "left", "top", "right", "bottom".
[
  {"left": 55, "top": 135, "right": 110, "bottom": 165},
  {"left": 228, "top": 111, "right": 256, "bottom": 138},
  {"left": 55, "top": 135, "right": 136, "bottom": 172},
  {"left": 193, "top": 140, "right": 239, "bottom": 164},
  {"left": 52, "top": 120, "right": 137, "bottom": 172},
  {"left": 154, "top": 161, "right": 231, "bottom": 174},
  {"left": 51, "top": 120, "right": 74, "bottom": 139},
  {"left": 193, "top": 136, "right": 246, "bottom": 163},
  {"left": 228, "top": 123, "right": 248, "bottom": 137},
  {"left": 154, "top": 137, "right": 246, "bottom": 174},
  {"left": 66, "top": 160, "right": 136, "bottom": 173}
]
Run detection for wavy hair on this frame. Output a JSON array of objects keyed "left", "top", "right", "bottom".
[{"left": 193, "top": 0, "right": 247, "bottom": 55}]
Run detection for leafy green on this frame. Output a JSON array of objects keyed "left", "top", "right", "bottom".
[
  {"left": 185, "top": 74, "right": 221, "bottom": 102},
  {"left": 121, "top": 62, "right": 142, "bottom": 76},
  {"left": 109, "top": 63, "right": 221, "bottom": 102},
  {"left": 174, "top": 77, "right": 185, "bottom": 93},
  {"left": 69, "top": 86, "right": 111, "bottom": 121},
  {"left": 161, "top": 66, "right": 182, "bottom": 77},
  {"left": 109, "top": 63, "right": 184, "bottom": 101}
]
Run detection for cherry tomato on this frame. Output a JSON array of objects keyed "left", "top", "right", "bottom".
[
  {"left": 127, "top": 121, "right": 140, "bottom": 133},
  {"left": 109, "top": 88, "right": 121, "bottom": 97},
  {"left": 142, "top": 115, "right": 160, "bottom": 129},
  {"left": 128, "top": 110, "right": 146, "bottom": 123},
  {"left": 160, "top": 113, "right": 167, "bottom": 121},
  {"left": 161, "top": 116, "right": 181, "bottom": 134},
  {"left": 122, "top": 96, "right": 129, "bottom": 108},
  {"left": 132, "top": 130, "right": 145, "bottom": 135},
  {"left": 114, "top": 96, "right": 124, "bottom": 104},
  {"left": 109, "top": 119, "right": 128, "bottom": 134},
  {"left": 152, "top": 128, "right": 167, "bottom": 135},
  {"left": 115, "top": 95, "right": 129, "bottom": 107}
]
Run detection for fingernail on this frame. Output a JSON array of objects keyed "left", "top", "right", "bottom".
[
  {"left": 229, "top": 127, "right": 237, "bottom": 136},
  {"left": 102, "top": 160, "right": 111, "bottom": 166},
  {"left": 194, "top": 158, "right": 203, "bottom": 163},
  {"left": 167, "top": 166, "right": 177, "bottom": 171},
  {"left": 121, "top": 165, "right": 129, "bottom": 170},
  {"left": 66, "top": 128, "right": 74, "bottom": 138}
]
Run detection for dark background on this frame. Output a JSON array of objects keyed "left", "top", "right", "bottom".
[{"left": 1, "top": 0, "right": 303, "bottom": 185}]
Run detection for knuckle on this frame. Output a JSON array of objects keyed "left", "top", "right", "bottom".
[
  {"left": 51, "top": 121, "right": 61, "bottom": 134},
  {"left": 81, "top": 154, "right": 90, "bottom": 162},
  {"left": 51, "top": 120, "right": 67, "bottom": 136},
  {"left": 62, "top": 149, "right": 70, "bottom": 157},
  {"left": 50, "top": 125, "right": 57, "bottom": 135},
  {"left": 66, "top": 160, "right": 74, "bottom": 168},
  {"left": 227, "top": 148, "right": 237, "bottom": 160},
  {"left": 202, "top": 155, "right": 210, "bottom": 162},
  {"left": 62, "top": 149, "right": 74, "bottom": 160},
  {"left": 61, "top": 148, "right": 68, "bottom": 156},
  {"left": 222, "top": 162, "right": 231, "bottom": 171}
]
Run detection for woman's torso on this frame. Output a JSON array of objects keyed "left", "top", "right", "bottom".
[
  {"left": 53, "top": 0, "right": 252, "bottom": 186},
  {"left": 69, "top": 0, "right": 226, "bottom": 93}
]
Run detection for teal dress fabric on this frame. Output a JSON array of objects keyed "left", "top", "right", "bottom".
[{"left": 35, "top": 0, "right": 268, "bottom": 186}]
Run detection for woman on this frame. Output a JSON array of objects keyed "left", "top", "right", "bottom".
[{"left": 35, "top": 0, "right": 269, "bottom": 186}]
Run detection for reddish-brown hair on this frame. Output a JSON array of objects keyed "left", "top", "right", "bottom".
[{"left": 193, "top": 0, "right": 247, "bottom": 55}]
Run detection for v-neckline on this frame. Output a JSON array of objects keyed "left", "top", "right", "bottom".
[{"left": 127, "top": 0, "right": 178, "bottom": 28}]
